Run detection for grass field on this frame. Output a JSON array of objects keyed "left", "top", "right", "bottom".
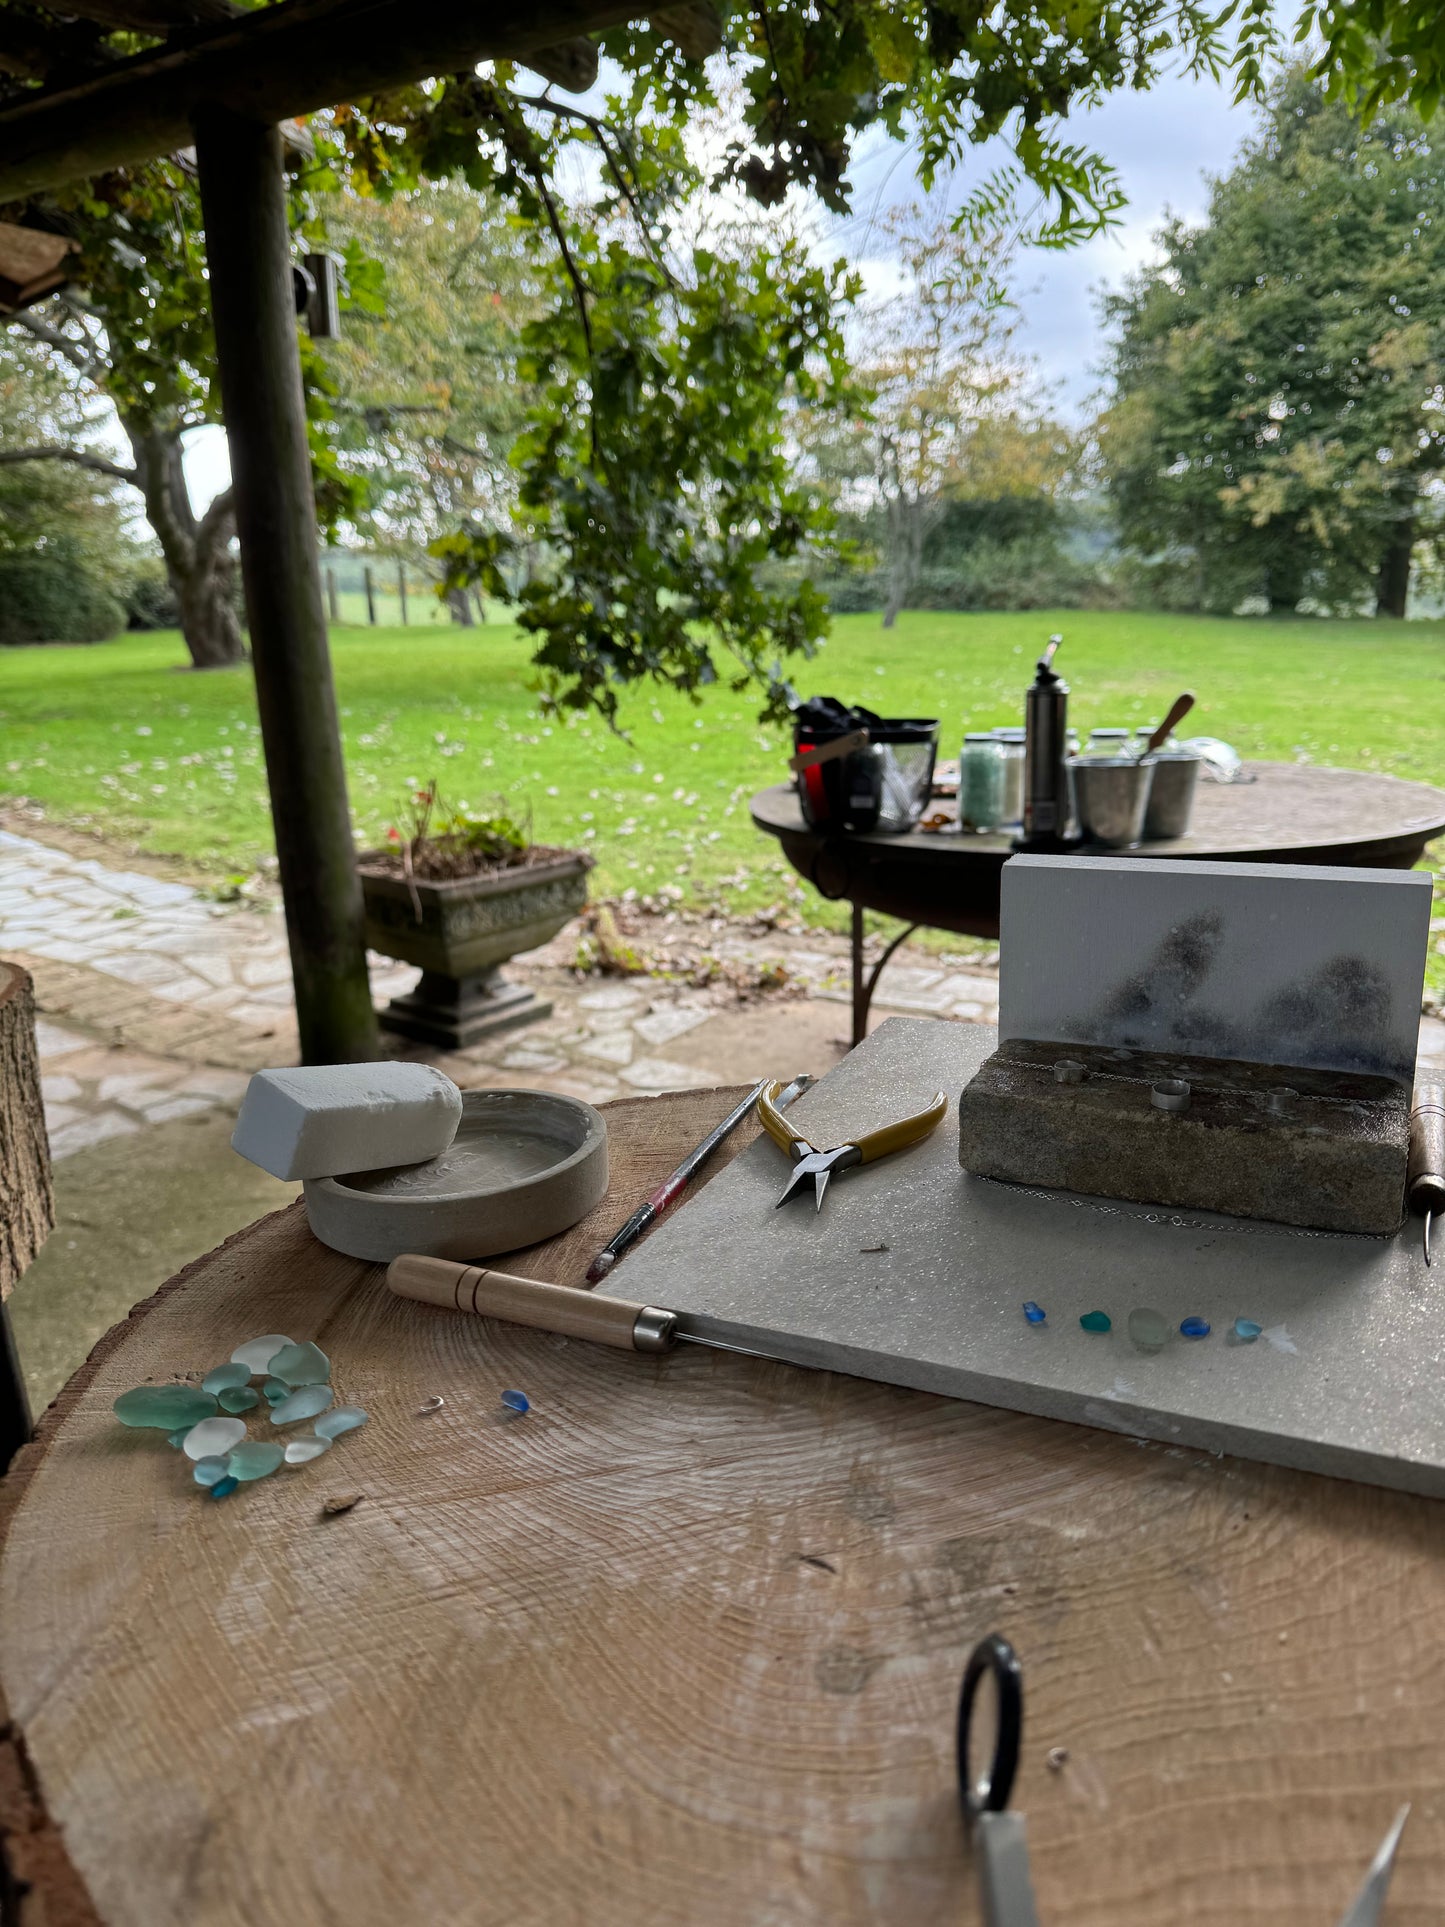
[{"left": 1, "top": 609, "right": 1442, "bottom": 950}]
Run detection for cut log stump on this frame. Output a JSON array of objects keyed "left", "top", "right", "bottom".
[{"left": 0, "top": 963, "right": 51, "bottom": 1301}]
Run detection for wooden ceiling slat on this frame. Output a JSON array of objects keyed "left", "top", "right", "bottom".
[
  {"left": 0, "top": 0, "right": 646, "bottom": 203},
  {"left": 29, "top": 0, "right": 236, "bottom": 31}
]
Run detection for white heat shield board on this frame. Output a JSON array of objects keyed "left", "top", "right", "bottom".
[
  {"left": 997, "top": 855, "right": 1432, "bottom": 1086},
  {"left": 614, "top": 1018, "right": 1443, "bottom": 1497}
]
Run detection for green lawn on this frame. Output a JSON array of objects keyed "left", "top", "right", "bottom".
[{"left": 1, "top": 609, "right": 1442, "bottom": 950}]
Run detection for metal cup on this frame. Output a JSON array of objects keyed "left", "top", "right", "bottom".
[
  {"left": 1068, "top": 757, "right": 1154, "bottom": 850},
  {"left": 1142, "top": 751, "right": 1201, "bottom": 840}
]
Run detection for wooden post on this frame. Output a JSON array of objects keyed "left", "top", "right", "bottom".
[
  {"left": 364, "top": 564, "right": 377, "bottom": 625},
  {"left": 326, "top": 565, "right": 340, "bottom": 624},
  {"left": 193, "top": 110, "right": 377, "bottom": 1065},
  {"left": 397, "top": 560, "right": 408, "bottom": 626}
]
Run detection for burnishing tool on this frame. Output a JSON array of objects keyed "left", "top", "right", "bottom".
[
  {"left": 757, "top": 1078, "right": 949, "bottom": 1211},
  {"left": 1409, "top": 1080, "right": 1445, "bottom": 1266}
]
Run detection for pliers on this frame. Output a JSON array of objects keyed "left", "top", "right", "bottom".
[{"left": 757, "top": 1080, "right": 950, "bottom": 1212}]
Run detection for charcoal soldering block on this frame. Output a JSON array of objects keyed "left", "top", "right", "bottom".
[{"left": 231, "top": 1062, "right": 463, "bottom": 1181}]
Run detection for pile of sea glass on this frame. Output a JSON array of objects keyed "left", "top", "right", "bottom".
[{"left": 113, "top": 1333, "right": 368, "bottom": 1499}]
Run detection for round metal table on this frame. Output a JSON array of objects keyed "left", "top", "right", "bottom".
[{"left": 752, "top": 760, "right": 1445, "bottom": 1045}]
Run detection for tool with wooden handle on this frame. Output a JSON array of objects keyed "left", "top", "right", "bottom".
[
  {"left": 1409, "top": 1082, "right": 1445, "bottom": 1267},
  {"left": 1135, "top": 691, "right": 1196, "bottom": 760},
  {"left": 387, "top": 1254, "right": 777, "bottom": 1360}
]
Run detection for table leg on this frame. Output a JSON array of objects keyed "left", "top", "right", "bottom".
[
  {"left": 0, "top": 1301, "right": 32, "bottom": 1474},
  {"left": 850, "top": 906, "right": 921, "bottom": 1048}
]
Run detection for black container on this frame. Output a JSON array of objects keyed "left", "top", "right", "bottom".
[
  {"left": 1019, "top": 637, "right": 1074, "bottom": 850},
  {"left": 793, "top": 699, "right": 939, "bottom": 835}
]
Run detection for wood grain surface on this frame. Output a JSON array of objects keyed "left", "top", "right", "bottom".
[
  {"left": 0, "top": 962, "right": 53, "bottom": 1301},
  {"left": 2, "top": 1087, "right": 1443, "bottom": 1926}
]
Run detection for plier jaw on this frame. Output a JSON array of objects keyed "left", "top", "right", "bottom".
[
  {"left": 776, "top": 1144, "right": 861, "bottom": 1212},
  {"left": 757, "top": 1080, "right": 950, "bottom": 1213}
]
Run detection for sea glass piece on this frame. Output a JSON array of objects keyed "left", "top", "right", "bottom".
[
  {"left": 227, "top": 1440, "right": 284, "bottom": 1481},
  {"left": 167, "top": 1427, "right": 192, "bottom": 1449},
  {"left": 219, "top": 1385, "right": 261, "bottom": 1414},
  {"left": 231, "top": 1334, "right": 295, "bottom": 1376},
  {"left": 1180, "top": 1316, "right": 1211, "bottom": 1339},
  {"left": 182, "top": 1416, "right": 248, "bottom": 1461},
  {"left": 262, "top": 1378, "right": 289, "bottom": 1404},
  {"left": 1022, "top": 1301, "right": 1046, "bottom": 1325},
  {"left": 1079, "top": 1311, "right": 1111, "bottom": 1334},
  {"left": 114, "top": 1384, "right": 218, "bottom": 1431},
  {"left": 201, "top": 1362, "right": 251, "bottom": 1395},
  {"left": 314, "top": 1405, "right": 368, "bottom": 1440},
  {"left": 193, "top": 1456, "right": 229, "bottom": 1487},
  {"left": 1127, "top": 1307, "right": 1170, "bottom": 1354},
  {"left": 500, "top": 1389, "right": 530, "bottom": 1415},
  {"left": 269, "top": 1385, "right": 333, "bottom": 1426},
  {"left": 266, "top": 1340, "right": 330, "bottom": 1387},
  {"left": 1234, "top": 1317, "right": 1262, "bottom": 1342},
  {"left": 284, "top": 1436, "right": 332, "bottom": 1465},
  {"left": 210, "top": 1476, "right": 239, "bottom": 1499}
]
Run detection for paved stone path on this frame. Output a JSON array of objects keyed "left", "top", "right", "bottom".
[{"left": 2, "top": 825, "right": 1442, "bottom": 1163}]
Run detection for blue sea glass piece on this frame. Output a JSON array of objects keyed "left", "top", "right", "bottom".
[
  {"left": 113, "top": 1384, "right": 218, "bottom": 1431},
  {"left": 219, "top": 1385, "right": 261, "bottom": 1414},
  {"left": 193, "top": 1456, "right": 229, "bottom": 1487},
  {"left": 266, "top": 1340, "right": 330, "bottom": 1387},
  {"left": 209, "top": 1475, "right": 239, "bottom": 1499},
  {"left": 500, "top": 1389, "right": 530, "bottom": 1414},
  {"left": 230, "top": 1334, "right": 294, "bottom": 1376},
  {"left": 183, "top": 1416, "right": 248, "bottom": 1461},
  {"left": 1079, "top": 1311, "right": 1111, "bottom": 1334},
  {"left": 269, "top": 1385, "right": 333, "bottom": 1426},
  {"left": 262, "top": 1378, "right": 289, "bottom": 1404},
  {"left": 201, "top": 1362, "right": 251, "bottom": 1395},
  {"left": 1233, "top": 1317, "right": 1263, "bottom": 1342},
  {"left": 314, "top": 1405, "right": 368, "bottom": 1440},
  {"left": 1180, "top": 1316, "right": 1211, "bottom": 1339},
  {"left": 227, "top": 1440, "right": 284, "bottom": 1481},
  {"left": 167, "top": 1427, "right": 193, "bottom": 1449},
  {"left": 284, "top": 1436, "right": 332, "bottom": 1465},
  {"left": 1022, "top": 1301, "right": 1046, "bottom": 1325}
]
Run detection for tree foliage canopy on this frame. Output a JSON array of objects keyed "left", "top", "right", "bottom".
[{"left": 1100, "top": 66, "right": 1445, "bottom": 616}]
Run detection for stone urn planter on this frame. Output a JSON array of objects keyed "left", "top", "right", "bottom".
[{"left": 358, "top": 848, "right": 592, "bottom": 1050}]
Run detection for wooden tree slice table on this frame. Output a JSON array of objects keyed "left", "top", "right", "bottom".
[{"left": 3, "top": 1086, "right": 1443, "bottom": 1925}]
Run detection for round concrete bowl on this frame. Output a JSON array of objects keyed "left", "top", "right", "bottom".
[{"left": 302, "top": 1090, "right": 609, "bottom": 1263}]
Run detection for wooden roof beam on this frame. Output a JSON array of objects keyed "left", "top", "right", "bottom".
[
  {"left": 0, "top": 0, "right": 649, "bottom": 204},
  {"left": 37, "top": 0, "right": 237, "bottom": 30}
]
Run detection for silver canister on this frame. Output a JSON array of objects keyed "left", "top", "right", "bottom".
[
  {"left": 1069, "top": 756, "right": 1155, "bottom": 849},
  {"left": 1142, "top": 750, "right": 1201, "bottom": 840}
]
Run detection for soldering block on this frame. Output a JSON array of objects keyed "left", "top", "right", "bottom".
[
  {"left": 957, "top": 1040, "right": 1409, "bottom": 1236},
  {"left": 232, "top": 1063, "right": 463, "bottom": 1182}
]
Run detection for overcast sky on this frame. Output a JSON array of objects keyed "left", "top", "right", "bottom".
[{"left": 180, "top": 63, "right": 1262, "bottom": 508}]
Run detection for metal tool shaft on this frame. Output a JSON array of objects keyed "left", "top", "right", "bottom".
[{"left": 1409, "top": 1083, "right": 1445, "bottom": 1267}]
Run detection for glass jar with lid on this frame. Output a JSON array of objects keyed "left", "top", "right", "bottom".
[
  {"left": 958, "top": 733, "right": 1006, "bottom": 832},
  {"left": 989, "top": 727, "right": 1027, "bottom": 829},
  {"left": 1083, "top": 727, "right": 1131, "bottom": 759}
]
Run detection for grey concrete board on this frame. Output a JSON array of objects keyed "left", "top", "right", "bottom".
[
  {"left": 614, "top": 1017, "right": 1445, "bottom": 1497},
  {"left": 997, "top": 856, "right": 1432, "bottom": 1086}
]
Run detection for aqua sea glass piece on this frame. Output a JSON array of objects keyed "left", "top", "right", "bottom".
[
  {"left": 1234, "top": 1317, "right": 1262, "bottom": 1342},
  {"left": 266, "top": 1340, "right": 330, "bottom": 1387},
  {"left": 1180, "top": 1316, "right": 1211, "bottom": 1339},
  {"left": 227, "top": 1440, "right": 284, "bottom": 1481},
  {"left": 210, "top": 1475, "right": 239, "bottom": 1499},
  {"left": 114, "top": 1384, "right": 218, "bottom": 1431},
  {"left": 314, "top": 1405, "right": 368, "bottom": 1440},
  {"left": 219, "top": 1385, "right": 261, "bottom": 1414},
  {"left": 284, "top": 1436, "right": 332, "bottom": 1465},
  {"left": 201, "top": 1362, "right": 251, "bottom": 1395},
  {"left": 193, "top": 1456, "right": 229, "bottom": 1487},
  {"left": 231, "top": 1334, "right": 295, "bottom": 1376},
  {"left": 269, "top": 1384, "right": 333, "bottom": 1426},
  {"left": 1022, "top": 1301, "right": 1046, "bottom": 1325},
  {"left": 167, "top": 1427, "right": 192, "bottom": 1449},
  {"left": 1079, "top": 1311, "right": 1111, "bottom": 1334},
  {"left": 1127, "top": 1307, "right": 1170, "bottom": 1354},
  {"left": 262, "top": 1378, "right": 289, "bottom": 1404},
  {"left": 182, "top": 1416, "right": 248, "bottom": 1461},
  {"left": 500, "top": 1389, "right": 530, "bottom": 1414}
]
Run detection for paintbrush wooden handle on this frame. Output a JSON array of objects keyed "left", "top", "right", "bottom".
[
  {"left": 387, "top": 1254, "right": 649, "bottom": 1349},
  {"left": 1142, "top": 692, "right": 1195, "bottom": 757}
]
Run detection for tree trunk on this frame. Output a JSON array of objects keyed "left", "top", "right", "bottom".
[
  {"left": 0, "top": 963, "right": 51, "bottom": 1303},
  {"left": 1263, "top": 550, "right": 1305, "bottom": 614},
  {"left": 881, "top": 495, "right": 924, "bottom": 630},
  {"left": 125, "top": 422, "right": 246, "bottom": 669},
  {"left": 447, "top": 587, "right": 475, "bottom": 627},
  {"left": 1375, "top": 523, "right": 1414, "bottom": 619}
]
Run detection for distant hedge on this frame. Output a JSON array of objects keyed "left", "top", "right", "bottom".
[{"left": 0, "top": 553, "right": 124, "bottom": 645}]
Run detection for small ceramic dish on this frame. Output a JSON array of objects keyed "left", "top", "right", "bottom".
[{"left": 303, "top": 1089, "right": 608, "bottom": 1263}]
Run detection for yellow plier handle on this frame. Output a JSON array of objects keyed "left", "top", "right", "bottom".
[{"left": 757, "top": 1083, "right": 949, "bottom": 1162}]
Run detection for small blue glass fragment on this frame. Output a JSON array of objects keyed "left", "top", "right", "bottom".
[
  {"left": 166, "top": 1427, "right": 192, "bottom": 1449},
  {"left": 500, "top": 1389, "right": 530, "bottom": 1415},
  {"left": 1180, "top": 1316, "right": 1211, "bottom": 1339},
  {"left": 1233, "top": 1317, "right": 1263, "bottom": 1342},
  {"left": 209, "top": 1475, "right": 239, "bottom": 1499},
  {"left": 1022, "top": 1301, "right": 1046, "bottom": 1325}
]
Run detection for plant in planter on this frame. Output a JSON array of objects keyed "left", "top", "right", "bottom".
[{"left": 358, "top": 785, "right": 592, "bottom": 1049}]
